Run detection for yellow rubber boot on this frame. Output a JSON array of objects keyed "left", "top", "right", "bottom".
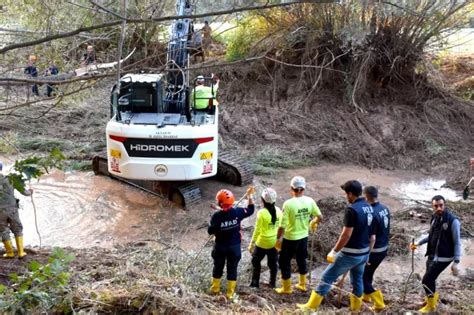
[
  {"left": 226, "top": 280, "right": 237, "bottom": 299},
  {"left": 2, "top": 240, "right": 14, "bottom": 258},
  {"left": 295, "top": 274, "right": 307, "bottom": 292},
  {"left": 296, "top": 290, "right": 324, "bottom": 312},
  {"left": 15, "top": 236, "right": 26, "bottom": 258},
  {"left": 419, "top": 292, "right": 439, "bottom": 313},
  {"left": 350, "top": 294, "right": 363, "bottom": 312},
  {"left": 209, "top": 278, "right": 221, "bottom": 294},
  {"left": 362, "top": 293, "right": 371, "bottom": 303},
  {"left": 275, "top": 278, "right": 293, "bottom": 294},
  {"left": 369, "top": 290, "right": 385, "bottom": 312}
]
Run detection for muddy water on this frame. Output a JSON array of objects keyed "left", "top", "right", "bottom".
[
  {"left": 19, "top": 171, "right": 173, "bottom": 248},
  {"left": 12, "top": 164, "right": 471, "bottom": 254}
]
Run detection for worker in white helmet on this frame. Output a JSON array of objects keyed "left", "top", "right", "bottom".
[
  {"left": 248, "top": 187, "right": 282, "bottom": 288},
  {"left": 275, "top": 176, "right": 323, "bottom": 294}
]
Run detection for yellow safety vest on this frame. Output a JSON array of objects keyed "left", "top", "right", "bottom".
[{"left": 191, "top": 85, "right": 218, "bottom": 109}]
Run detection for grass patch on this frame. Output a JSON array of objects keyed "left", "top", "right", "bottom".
[
  {"left": 65, "top": 160, "right": 92, "bottom": 171},
  {"left": 0, "top": 131, "right": 19, "bottom": 154},
  {"left": 17, "top": 137, "right": 73, "bottom": 152},
  {"left": 251, "top": 148, "right": 312, "bottom": 175},
  {"left": 424, "top": 138, "right": 446, "bottom": 157}
]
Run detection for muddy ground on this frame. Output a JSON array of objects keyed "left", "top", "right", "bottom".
[
  {"left": 0, "top": 54, "right": 472, "bottom": 313},
  {"left": 0, "top": 165, "right": 472, "bottom": 313}
]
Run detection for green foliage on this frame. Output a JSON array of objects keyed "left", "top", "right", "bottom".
[
  {"left": 226, "top": 16, "right": 270, "bottom": 61},
  {"left": 7, "top": 148, "right": 65, "bottom": 193},
  {"left": 0, "top": 248, "right": 75, "bottom": 314},
  {"left": 424, "top": 138, "right": 446, "bottom": 157},
  {"left": 17, "top": 137, "right": 72, "bottom": 152},
  {"left": 251, "top": 148, "right": 312, "bottom": 175}
]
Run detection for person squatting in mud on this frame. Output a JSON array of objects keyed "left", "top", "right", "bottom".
[
  {"left": 0, "top": 161, "right": 33, "bottom": 259},
  {"left": 208, "top": 186, "right": 255, "bottom": 299}
]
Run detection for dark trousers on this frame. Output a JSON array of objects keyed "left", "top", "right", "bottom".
[
  {"left": 32, "top": 84, "right": 39, "bottom": 96},
  {"left": 212, "top": 243, "right": 241, "bottom": 281},
  {"left": 363, "top": 251, "right": 387, "bottom": 294},
  {"left": 251, "top": 246, "right": 278, "bottom": 286},
  {"left": 279, "top": 237, "right": 308, "bottom": 280},
  {"left": 422, "top": 259, "right": 451, "bottom": 296},
  {"left": 46, "top": 85, "right": 54, "bottom": 97}
]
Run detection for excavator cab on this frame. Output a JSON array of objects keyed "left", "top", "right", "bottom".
[{"left": 191, "top": 76, "right": 217, "bottom": 116}]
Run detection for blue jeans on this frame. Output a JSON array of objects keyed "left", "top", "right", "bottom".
[{"left": 315, "top": 252, "right": 369, "bottom": 297}]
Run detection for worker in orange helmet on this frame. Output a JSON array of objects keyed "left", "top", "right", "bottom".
[{"left": 208, "top": 186, "right": 255, "bottom": 300}]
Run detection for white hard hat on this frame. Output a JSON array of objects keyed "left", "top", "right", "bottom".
[
  {"left": 196, "top": 75, "right": 205, "bottom": 81},
  {"left": 290, "top": 176, "right": 306, "bottom": 189},
  {"left": 261, "top": 187, "right": 277, "bottom": 204}
]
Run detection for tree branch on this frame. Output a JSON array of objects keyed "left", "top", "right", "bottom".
[{"left": 0, "top": 1, "right": 305, "bottom": 54}]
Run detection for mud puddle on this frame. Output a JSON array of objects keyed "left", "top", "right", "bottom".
[
  {"left": 19, "top": 171, "right": 174, "bottom": 248},
  {"left": 12, "top": 163, "right": 470, "bottom": 251}
]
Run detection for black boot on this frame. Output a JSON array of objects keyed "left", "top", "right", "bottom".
[
  {"left": 250, "top": 268, "right": 260, "bottom": 288},
  {"left": 269, "top": 269, "right": 277, "bottom": 288}
]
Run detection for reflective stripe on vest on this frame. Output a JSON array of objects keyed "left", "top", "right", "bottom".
[
  {"left": 372, "top": 245, "right": 388, "bottom": 253},
  {"left": 341, "top": 246, "right": 370, "bottom": 254},
  {"left": 436, "top": 256, "right": 454, "bottom": 262}
]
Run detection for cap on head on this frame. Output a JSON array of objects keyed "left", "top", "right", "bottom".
[
  {"left": 341, "top": 180, "right": 362, "bottom": 196},
  {"left": 261, "top": 187, "right": 277, "bottom": 204},
  {"left": 290, "top": 176, "right": 306, "bottom": 190},
  {"left": 363, "top": 186, "right": 378, "bottom": 198}
]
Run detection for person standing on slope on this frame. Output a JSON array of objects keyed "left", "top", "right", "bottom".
[{"left": 208, "top": 186, "right": 255, "bottom": 300}]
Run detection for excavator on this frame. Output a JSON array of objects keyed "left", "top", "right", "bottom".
[{"left": 92, "top": 0, "right": 253, "bottom": 208}]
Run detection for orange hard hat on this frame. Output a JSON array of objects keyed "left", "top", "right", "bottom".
[
  {"left": 29, "top": 55, "right": 37, "bottom": 61},
  {"left": 216, "top": 189, "right": 235, "bottom": 211}
]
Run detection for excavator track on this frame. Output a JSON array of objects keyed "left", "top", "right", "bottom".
[
  {"left": 92, "top": 156, "right": 201, "bottom": 209},
  {"left": 91, "top": 151, "right": 253, "bottom": 208},
  {"left": 217, "top": 151, "right": 254, "bottom": 186}
]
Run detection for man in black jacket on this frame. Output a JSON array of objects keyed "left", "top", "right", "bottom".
[{"left": 410, "top": 195, "right": 462, "bottom": 313}]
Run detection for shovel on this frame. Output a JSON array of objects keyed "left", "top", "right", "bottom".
[{"left": 462, "top": 177, "right": 473, "bottom": 200}]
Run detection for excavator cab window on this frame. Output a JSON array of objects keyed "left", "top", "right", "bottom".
[{"left": 118, "top": 82, "right": 161, "bottom": 113}]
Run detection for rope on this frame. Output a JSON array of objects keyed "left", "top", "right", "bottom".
[{"left": 29, "top": 184, "right": 42, "bottom": 249}]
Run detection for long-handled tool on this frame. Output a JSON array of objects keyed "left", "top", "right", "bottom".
[
  {"left": 337, "top": 270, "right": 349, "bottom": 307},
  {"left": 185, "top": 188, "right": 254, "bottom": 272},
  {"left": 402, "top": 238, "right": 415, "bottom": 304},
  {"left": 462, "top": 176, "right": 473, "bottom": 200},
  {"left": 309, "top": 235, "right": 315, "bottom": 286}
]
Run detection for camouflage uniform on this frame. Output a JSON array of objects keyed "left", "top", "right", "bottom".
[{"left": 0, "top": 175, "right": 25, "bottom": 241}]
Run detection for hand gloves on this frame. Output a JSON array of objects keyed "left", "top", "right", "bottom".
[
  {"left": 246, "top": 186, "right": 256, "bottom": 199},
  {"left": 410, "top": 243, "right": 417, "bottom": 251},
  {"left": 310, "top": 218, "right": 318, "bottom": 233},
  {"left": 326, "top": 249, "right": 337, "bottom": 264},
  {"left": 274, "top": 239, "right": 282, "bottom": 252},
  {"left": 451, "top": 261, "right": 460, "bottom": 276},
  {"left": 248, "top": 242, "right": 255, "bottom": 254}
]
